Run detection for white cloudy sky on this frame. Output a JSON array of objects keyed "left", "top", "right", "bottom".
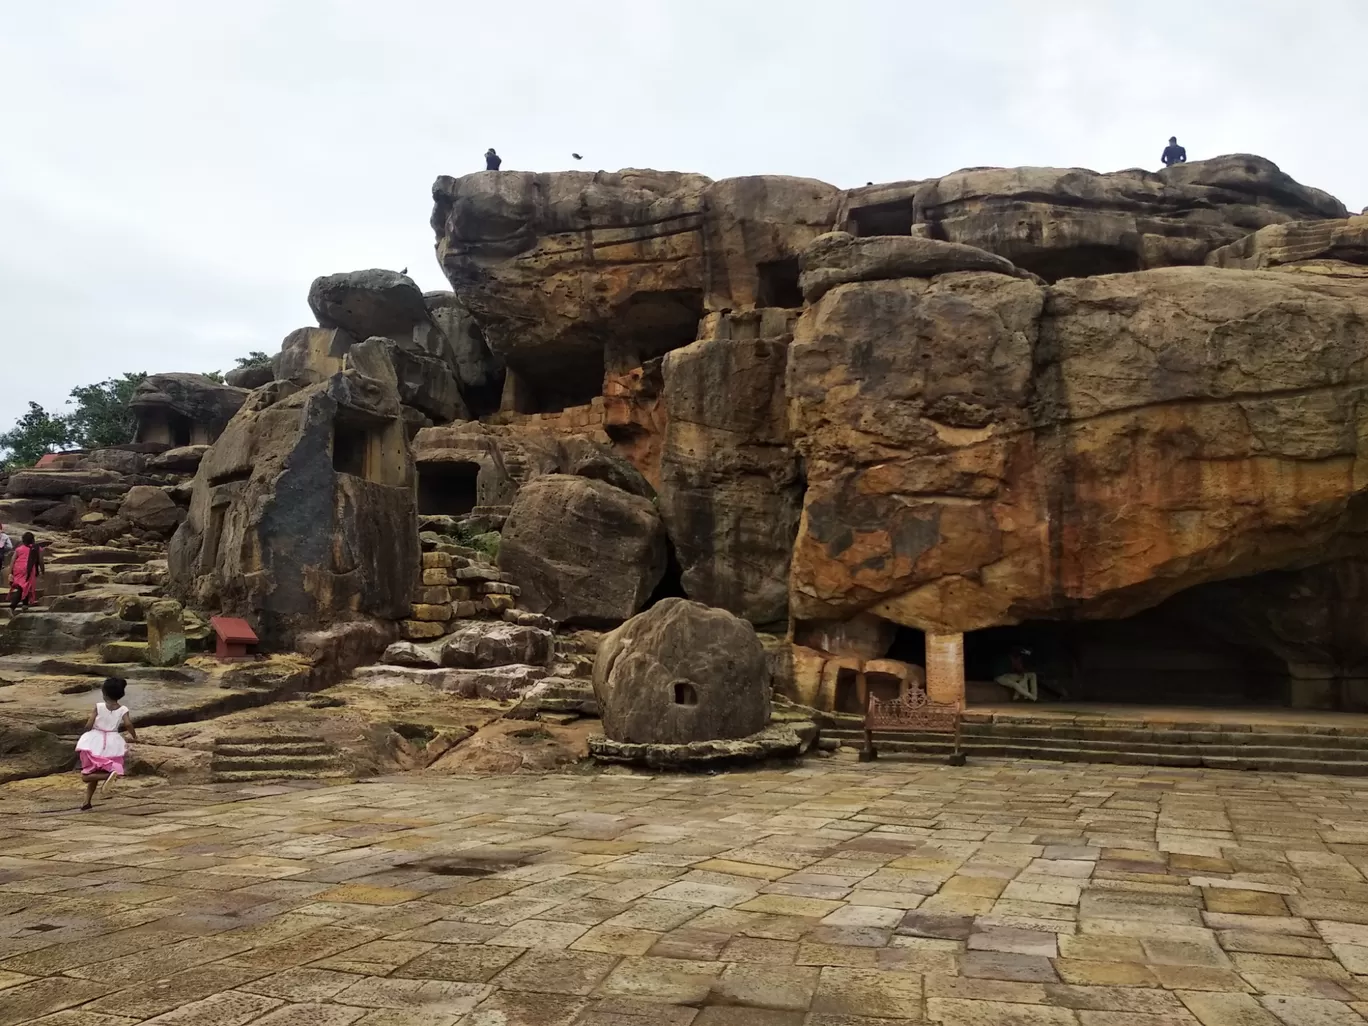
[{"left": 2, "top": 0, "right": 1363, "bottom": 432}]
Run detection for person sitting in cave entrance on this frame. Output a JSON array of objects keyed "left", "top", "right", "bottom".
[
  {"left": 1161, "top": 136, "right": 1187, "bottom": 168},
  {"left": 994, "top": 646, "right": 1039, "bottom": 702},
  {"left": 485, "top": 148, "right": 502, "bottom": 171}
]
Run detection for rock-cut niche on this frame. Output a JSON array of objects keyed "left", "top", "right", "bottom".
[{"left": 417, "top": 461, "right": 480, "bottom": 517}]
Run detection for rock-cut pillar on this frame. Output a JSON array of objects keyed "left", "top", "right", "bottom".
[{"left": 925, "top": 632, "right": 965, "bottom": 708}]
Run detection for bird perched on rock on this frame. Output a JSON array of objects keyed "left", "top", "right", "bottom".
[
  {"left": 400, "top": 267, "right": 408, "bottom": 275},
  {"left": 572, "top": 153, "right": 583, "bottom": 160}
]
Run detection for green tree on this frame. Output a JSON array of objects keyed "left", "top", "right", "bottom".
[
  {"left": 236, "top": 351, "right": 272, "bottom": 368},
  {"left": 0, "top": 402, "right": 73, "bottom": 471},
  {"left": 201, "top": 370, "right": 226, "bottom": 383},
  {"left": 65, "top": 373, "right": 147, "bottom": 449}
]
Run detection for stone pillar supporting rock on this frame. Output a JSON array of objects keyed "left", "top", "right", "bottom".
[
  {"left": 145, "top": 598, "right": 187, "bottom": 667},
  {"left": 925, "top": 632, "right": 965, "bottom": 708}
]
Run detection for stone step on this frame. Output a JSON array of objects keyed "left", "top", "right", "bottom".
[
  {"left": 212, "top": 742, "right": 335, "bottom": 758},
  {"left": 212, "top": 769, "right": 353, "bottom": 783},
  {"left": 210, "top": 754, "right": 341, "bottom": 773},
  {"left": 815, "top": 733, "right": 1368, "bottom": 766},
  {"left": 823, "top": 729, "right": 1368, "bottom": 774},
  {"left": 211, "top": 733, "right": 330, "bottom": 746}
]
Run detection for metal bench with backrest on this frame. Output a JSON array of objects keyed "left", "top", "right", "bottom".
[{"left": 858, "top": 687, "right": 966, "bottom": 765}]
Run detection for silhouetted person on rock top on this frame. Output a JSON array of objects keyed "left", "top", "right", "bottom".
[
  {"left": 485, "top": 148, "right": 502, "bottom": 171},
  {"left": 1161, "top": 136, "right": 1187, "bottom": 168}
]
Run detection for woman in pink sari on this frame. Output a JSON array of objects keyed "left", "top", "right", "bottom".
[{"left": 8, "top": 532, "right": 42, "bottom": 611}]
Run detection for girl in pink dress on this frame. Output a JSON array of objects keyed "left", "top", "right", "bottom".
[{"left": 75, "top": 677, "right": 137, "bottom": 810}]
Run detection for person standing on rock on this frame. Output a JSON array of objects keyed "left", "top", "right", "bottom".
[
  {"left": 1161, "top": 136, "right": 1187, "bottom": 167},
  {"left": 75, "top": 677, "right": 137, "bottom": 810},
  {"left": 485, "top": 148, "right": 502, "bottom": 171},
  {"left": 7, "top": 531, "right": 42, "bottom": 611}
]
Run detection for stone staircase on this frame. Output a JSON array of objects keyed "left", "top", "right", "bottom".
[
  {"left": 0, "top": 542, "right": 169, "bottom": 657},
  {"left": 210, "top": 734, "right": 349, "bottom": 783},
  {"left": 820, "top": 711, "right": 1368, "bottom": 775}
]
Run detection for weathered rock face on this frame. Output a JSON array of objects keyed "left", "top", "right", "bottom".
[
  {"left": 659, "top": 332, "right": 801, "bottom": 628},
  {"left": 1205, "top": 215, "right": 1368, "bottom": 273},
  {"left": 800, "top": 231, "right": 1038, "bottom": 302},
  {"left": 788, "top": 246, "right": 1368, "bottom": 632},
  {"left": 410, "top": 422, "right": 651, "bottom": 518},
  {"left": 168, "top": 340, "right": 419, "bottom": 646},
  {"left": 129, "top": 373, "right": 250, "bottom": 447},
  {"left": 380, "top": 339, "right": 468, "bottom": 425},
  {"left": 592, "top": 598, "right": 770, "bottom": 744},
  {"left": 425, "top": 291, "right": 505, "bottom": 417},
  {"left": 834, "top": 155, "right": 1348, "bottom": 283},
  {"left": 498, "top": 475, "right": 666, "bottom": 626},
  {"left": 431, "top": 171, "right": 839, "bottom": 410},
  {"left": 308, "top": 269, "right": 430, "bottom": 339}
]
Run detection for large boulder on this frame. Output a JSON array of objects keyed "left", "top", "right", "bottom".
[
  {"left": 441, "top": 620, "right": 553, "bottom": 669},
  {"left": 659, "top": 334, "right": 801, "bottom": 628},
  {"left": 788, "top": 263, "right": 1368, "bottom": 632},
  {"left": 308, "top": 269, "right": 430, "bottom": 339},
  {"left": 497, "top": 475, "right": 666, "bottom": 626},
  {"left": 119, "top": 485, "right": 184, "bottom": 534},
  {"left": 225, "top": 363, "right": 274, "bottom": 389},
  {"left": 592, "top": 598, "right": 770, "bottom": 744}
]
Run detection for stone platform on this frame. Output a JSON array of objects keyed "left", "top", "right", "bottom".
[
  {"left": 821, "top": 703, "right": 1368, "bottom": 775},
  {"left": 4, "top": 756, "right": 1368, "bottom": 1024}
]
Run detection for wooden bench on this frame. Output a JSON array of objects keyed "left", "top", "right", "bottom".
[{"left": 858, "top": 688, "right": 966, "bottom": 765}]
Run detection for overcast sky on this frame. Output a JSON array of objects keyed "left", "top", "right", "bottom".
[{"left": 2, "top": 1, "right": 1364, "bottom": 434}]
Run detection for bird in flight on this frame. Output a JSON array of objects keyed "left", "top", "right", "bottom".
[{"left": 572, "top": 153, "right": 583, "bottom": 160}]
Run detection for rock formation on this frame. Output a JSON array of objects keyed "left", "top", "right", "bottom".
[
  {"left": 421, "top": 156, "right": 1368, "bottom": 712},
  {"left": 168, "top": 339, "right": 418, "bottom": 646},
  {"left": 129, "top": 373, "right": 250, "bottom": 448}
]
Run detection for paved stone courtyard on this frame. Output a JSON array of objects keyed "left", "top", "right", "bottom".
[{"left": 6, "top": 759, "right": 1368, "bottom": 1025}]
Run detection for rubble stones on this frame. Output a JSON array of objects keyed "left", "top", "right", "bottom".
[{"left": 588, "top": 721, "right": 813, "bottom": 768}]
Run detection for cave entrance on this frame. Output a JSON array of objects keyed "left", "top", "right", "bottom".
[
  {"left": 168, "top": 413, "right": 194, "bottom": 448},
  {"left": 849, "top": 201, "right": 914, "bottom": 237},
  {"left": 964, "top": 603, "right": 1288, "bottom": 709},
  {"left": 417, "top": 461, "right": 479, "bottom": 516},
  {"left": 756, "top": 259, "right": 803, "bottom": 308},
  {"left": 1016, "top": 245, "right": 1143, "bottom": 284}
]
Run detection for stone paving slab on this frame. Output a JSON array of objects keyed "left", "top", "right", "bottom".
[{"left": 6, "top": 758, "right": 1368, "bottom": 1023}]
